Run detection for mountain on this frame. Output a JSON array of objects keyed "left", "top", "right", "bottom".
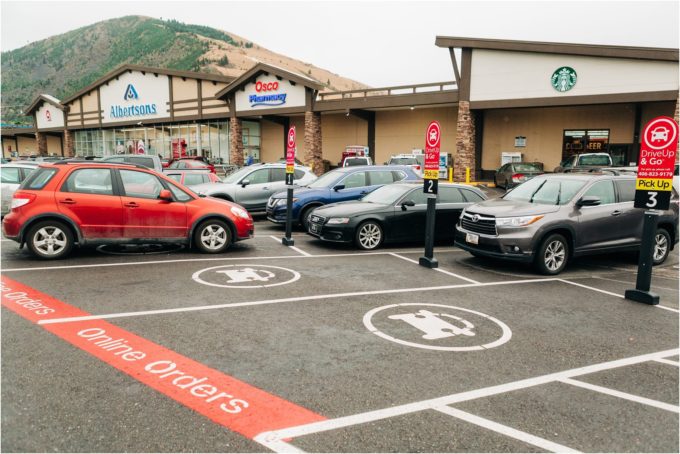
[{"left": 1, "top": 16, "right": 368, "bottom": 125}]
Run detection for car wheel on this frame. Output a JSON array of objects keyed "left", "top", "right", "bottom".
[
  {"left": 652, "top": 228, "right": 671, "bottom": 265},
  {"left": 26, "top": 220, "right": 74, "bottom": 260},
  {"left": 194, "top": 219, "right": 231, "bottom": 253},
  {"left": 534, "top": 233, "right": 569, "bottom": 275},
  {"left": 355, "top": 221, "right": 383, "bottom": 250},
  {"left": 300, "top": 206, "right": 317, "bottom": 230}
]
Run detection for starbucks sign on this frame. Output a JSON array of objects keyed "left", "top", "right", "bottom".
[{"left": 551, "top": 66, "right": 577, "bottom": 92}]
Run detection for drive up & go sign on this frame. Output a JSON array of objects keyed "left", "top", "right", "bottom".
[
  {"left": 634, "top": 116, "right": 678, "bottom": 210},
  {"left": 286, "top": 126, "right": 296, "bottom": 185},
  {"left": 424, "top": 121, "right": 441, "bottom": 195}
]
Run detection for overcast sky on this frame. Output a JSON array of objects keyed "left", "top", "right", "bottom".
[{"left": 1, "top": 0, "right": 678, "bottom": 87}]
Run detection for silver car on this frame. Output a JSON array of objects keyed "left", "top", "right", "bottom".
[
  {"left": 455, "top": 174, "right": 679, "bottom": 275},
  {"left": 191, "top": 163, "right": 317, "bottom": 212},
  {"left": 1, "top": 162, "right": 40, "bottom": 217}
]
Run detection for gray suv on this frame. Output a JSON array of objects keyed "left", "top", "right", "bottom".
[
  {"left": 190, "top": 163, "right": 317, "bottom": 213},
  {"left": 455, "top": 174, "right": 678, "bottom": 275}
]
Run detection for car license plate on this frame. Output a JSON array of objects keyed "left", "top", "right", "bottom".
[
  {"left": 310, "top": 224, "right": 319, "bottom": 233},
  {"left": 466, "top": 233, "right": 479, "bottom": 245}
]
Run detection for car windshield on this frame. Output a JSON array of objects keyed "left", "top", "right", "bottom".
[
  {"left": 222, "top": 166, "right": 255, "bottom": 184},
  {"left": 307, "top": 170, "right": 343, "bottom": 188},
  {"left": 361, "top": 184, "right": 409, "bottom": 204},
  {"left": 388, "top": 157, "right": 417, "bottom": 165},
  {"left": 344, "top": 158, "right": 368, "bottom": 166},
  {"left": 578, "top": 155, "right": 611, "bottom": 166},
  {"left": 503, "top": 177, "right": 587, "bottom": 205},
  {"left": 513, "top": 163, "right": 542, "bottom": 172}
]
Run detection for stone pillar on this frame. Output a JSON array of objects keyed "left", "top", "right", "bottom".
[
  {"left": 63, "top": 129, "right": 74, "bottom": 157},
  {"left": 36, "top": 131, "right": 47, "bottom": 156},
  {"left": 454, "top": 101, "right": 476, "bottom": 182},
  {"left": 304, "top": 111, "right": 323, "bottom": 176},
  {"left": 229, "top": 117, "right": 244, "bottom": 166}
]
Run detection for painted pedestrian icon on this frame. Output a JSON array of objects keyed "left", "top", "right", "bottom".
[
  {"left": 389, "top": 309, "right": 475, "bottom": 340},
  {"left": 216, "top": 268, "right": 275, "bottom": 284}
]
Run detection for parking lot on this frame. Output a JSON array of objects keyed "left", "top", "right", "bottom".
[{"left": 1, "top": 208, "right": 679, "bottom": 452}]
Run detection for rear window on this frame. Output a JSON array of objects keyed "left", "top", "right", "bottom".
[
  {"left": 20, "top": 167, "right": 58, "bottom": 190},
  {"left": 388, "top": 157, "right": 417, "bottom": 165},
  {"left": 461, "top": 189, "right": 485, "bottom": 203},
  {"left": 615, "top": 179, "right": 636, "bottom": 202},
  {"left": 578, "top": 155, "right": 611, "bottom": 166},
  {"left": 129, "top": 157, "right": 156, "bottom": 169},
  {"left": 183, "top": 173, "right": 207, "bottom": 186}
]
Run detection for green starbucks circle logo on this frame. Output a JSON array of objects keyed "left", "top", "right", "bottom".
[{"left": 551, "top": 67, "right": 577, "bottom": 92}]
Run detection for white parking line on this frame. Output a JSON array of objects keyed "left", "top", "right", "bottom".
[
  {"left": 254, "top": 348, "right": 678, "bottom": 451},
  {"left": 269, "top": 235, "right": 312, "bottom": 257},
  {"left": 389, "top": 253, "right": 480, "bottom": 284},
  {"left": 434, "top": 406, "right": 579, "bottom": 453},
  {"left": 559, "top": 378, "right": 680, "bottom": 413},
  {"left": 559, "top": 279, "right": 680, "bottom": 313},
  {"left": 38, "top": 278, "right": 558, "bottom": 324}
]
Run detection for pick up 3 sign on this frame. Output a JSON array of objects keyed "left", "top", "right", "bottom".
[{"left": 634, "top": 116, "right": 678, "bottom": 210}]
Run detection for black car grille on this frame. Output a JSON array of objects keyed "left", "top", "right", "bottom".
[{"left": 461, "top": 212, "right": 497, "bottom": 235}]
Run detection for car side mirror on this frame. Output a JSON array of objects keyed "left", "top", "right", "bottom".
[
  {"left": 576, "top": 195, "right": 601, "bottom": 207},
  {"left": 401, "top": 200, "right": 416, "bottom": 211},
  {"left": 158, "top": 189, "right": 173, "bottom": 201},
  {"left": 333, "top": 184, "right": 345, "bottom": 192},
  {"left": 241, "top": 179, "right": 250, "bottom": 188}
]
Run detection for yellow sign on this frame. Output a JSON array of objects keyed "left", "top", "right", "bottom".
[
  {"left": 424, "top": 169, "right": 439, "bottom": 180},
  {"left": 635, "top": 178, "right": 673, "bottom": 191},
  {"left": 286, "top": 164, "right": 294, "bottom": 174}
]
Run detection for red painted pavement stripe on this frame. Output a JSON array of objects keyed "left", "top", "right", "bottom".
[{"left": 1, "top": 276, "right": 325, "bottom": 439}]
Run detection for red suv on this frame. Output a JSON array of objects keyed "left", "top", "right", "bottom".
[{"left": 2, "top": 162, "right": 254, "bottom": 259}]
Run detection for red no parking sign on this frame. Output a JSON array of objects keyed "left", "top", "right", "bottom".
[{"left": 286, "top": 126, "right": 296, "bottom": 185}]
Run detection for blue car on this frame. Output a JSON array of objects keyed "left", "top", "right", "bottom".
[{"left": 266, "top": 165, "right": 420, "bottom": 228}]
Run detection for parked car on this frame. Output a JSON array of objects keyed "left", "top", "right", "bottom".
[
  {"left": 307, "top": 182, "right": 486, "bottom": 250},
  {"left": 1, "top": 162, "right": 40, "bottom": 218},
  {"left": 190, "top": 163, "right": 317, "bottom": 213},
  {"left": 2, "top": 162, "right": 254, "bottom": 259},
  {"left": 386, "top": 154, "right": 424, "bottom": 177},
  {"left": 455, "top": 173, "right": 678, "bottom": 274},
  {"left": 100, "top": 154, "right": 163, "bottom": 173},
  {"left": 166, "top": 157, "right": 216, "bottom": 173},
  {"left": 267, "top": 165, "right": 420, "bottom": 229},
  {"left": 494, "top": 162, "right": 545, "bottom": 189},
  {"left": 165, "top": 169, "right": 221, "bottom": 187},
  {"left": 342, "top": 156, "right": 373, "bottom": 167},
  {"left": 554, "top": 153, "right": 613, "bottom": 173}
]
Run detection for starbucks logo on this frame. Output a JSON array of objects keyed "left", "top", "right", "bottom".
[{"left": 551, "top": 66, "right": 577, "bottom": 92}]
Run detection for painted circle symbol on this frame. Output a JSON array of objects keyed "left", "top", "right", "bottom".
[
  {"left": 363, "top": 303, "right": 511, "bottom": 351},
  {"left": 287, "top": 127, "right": 296, "bottom": 148},
  {"left": 426, "top": 121, "right": 441, "bottom": 148},
  {"left": 643, "top": 117, "right": 678, "bottom": 150},
  {"left": 192, "top": 264, "right": 301, "bottom": 289}
]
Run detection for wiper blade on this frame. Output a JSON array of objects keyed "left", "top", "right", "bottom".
[{"left": 529, "top": 180, "right": 546, "bottom": 203}]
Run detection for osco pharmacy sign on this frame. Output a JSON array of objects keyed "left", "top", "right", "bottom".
[{"left": 235, "top": 75, "right": 305, "bottom": 112}]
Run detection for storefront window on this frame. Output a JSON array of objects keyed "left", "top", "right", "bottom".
[
  {"left": 562, "top": 129, "right": 610, "bottom": 160},
  {"left": 73, "top": 120, "right": 238, "bottom": 164},
  {"left": 242, "top": 121, "right": 261, "bottom": 163}
]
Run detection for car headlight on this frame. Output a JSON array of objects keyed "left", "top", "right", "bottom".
[
  {"left": 274, "top": 198, "right": 298, "bottom": 206},
  {"left": 495, "top": 215, "right": 544, "bottom": 227},
  {"left": 230, "top": 206, "right": 251, "bottom": 219},
  {"left": 327, "top": 217, "right": 350, "bottom": 224}
]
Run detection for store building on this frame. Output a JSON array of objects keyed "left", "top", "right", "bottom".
[{"left": 4, "top": 37, "right": 678, "bottom": 180}]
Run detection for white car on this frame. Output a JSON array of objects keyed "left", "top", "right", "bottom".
[{"left": 1, "top": 162, "right": 40, "bottom": 217}]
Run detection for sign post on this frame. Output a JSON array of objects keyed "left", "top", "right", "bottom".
[
  {"left": 419, "top": 121, "right": 441, "bottom": 269},
  {"left": 625, "top": 116, "right": 678, "bottom": 305},
  {"left": 282, "top": 126, "right": 296, "bottom": 246}
]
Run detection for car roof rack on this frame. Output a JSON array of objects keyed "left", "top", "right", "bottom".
[{"left": 51, "top": 160, "right": 147, "bottom": 170}]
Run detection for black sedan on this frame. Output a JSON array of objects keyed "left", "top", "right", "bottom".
[{"left": 306, "top": 182, "right": 487, "bottom": 250}]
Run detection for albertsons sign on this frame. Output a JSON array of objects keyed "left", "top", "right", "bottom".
[{"left": 101, "top": 71, "right": 169, "bottom": 124}]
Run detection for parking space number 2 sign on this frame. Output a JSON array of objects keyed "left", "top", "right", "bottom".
[{"left": 424, "top": 121, "right": 441, "bottom": 194}]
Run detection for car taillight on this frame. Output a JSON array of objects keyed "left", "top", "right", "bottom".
[
  {"left": 414, "top": 165, "right": 421, "bottom": 170},
  {"left": 11, "top": 192, "right": 36, "bottom": 209},
  {"left": 511, "top": 173, "right": 526, "bottom": 183}
]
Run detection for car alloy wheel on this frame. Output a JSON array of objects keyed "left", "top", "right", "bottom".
[
  {"left": 535, "top": 233, "right": 568, "bottom": 275},
  {"left": 652, "top": 228, "right": 671, "bottom": 265},
  {"left": 356, "top": 221, "right": 383, "bottom": 250},
  {"left": 27, "top": 220, "right": 73, "bottom": 259},
  {"left": 195, "top": 220, "right": 231, "bottom": 253}
]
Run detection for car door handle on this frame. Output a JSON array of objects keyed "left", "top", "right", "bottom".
[
  {"left": 611, "top": 210, "right": 622, "bottom": 216},
  {"left": 59, "top": 198, "right": 76, "bottom": 205},
  {"left": 262, "top": 187, "right": 269, "bottom": 190},
  {"left": 124, "top": 202, "right": 139, "bottom": 208}
]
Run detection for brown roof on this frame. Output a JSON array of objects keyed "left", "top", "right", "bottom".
[
  {"left": 435, "top": 36, "right": 679, "bottom": 61},
  {"left": 215, "top": 62, "right": 324, "bottom": 99},
  {"left": 62, "top": 64, "right": 236, "bottom": 104}
]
